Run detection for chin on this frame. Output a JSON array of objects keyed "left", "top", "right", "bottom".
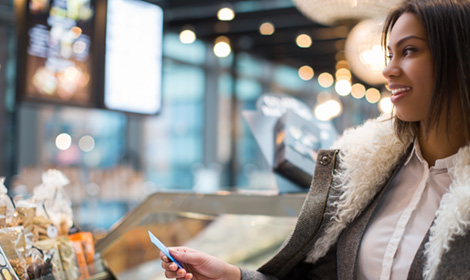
[{"left": 394, "top": 111, "right": 418, "bottom": 123}]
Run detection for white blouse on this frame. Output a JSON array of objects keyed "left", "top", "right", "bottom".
[{"left": 356, "top": 139, "right": 456, "bottom": 280}]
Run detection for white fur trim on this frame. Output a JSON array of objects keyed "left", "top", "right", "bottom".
[
  {"left": 423, "top": 145, "right": 470, "bottom": 280},
  {"left": 306, "top": 116, "right": 413, "bottom": 262},
  {"left": 305, "top": 116, "right": 470, "bottom": 280}
]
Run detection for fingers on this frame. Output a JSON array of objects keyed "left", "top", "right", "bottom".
[
  {"left": 161, "top": 257, "right": 178, "bottom": 271},
  {"left": 160, "top": 250, "right": 193, "bottom": 279},
  {"left": 164, "top": 269, "right": 192, "bottom": 279}
]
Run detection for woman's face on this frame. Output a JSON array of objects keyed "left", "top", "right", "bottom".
[{"left": 382, "top": 12, "right": 434, "bottom": 122}]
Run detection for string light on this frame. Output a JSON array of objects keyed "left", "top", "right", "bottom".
[
  {"left": 314, "top": 99, "right": 342, "bottom": 121},
  {"left": 259, "top": 22, "right": 275, "bottom": 35},
  {"left": 351, "top": 83, "right": 366, "bottom": 99},
  {"left": 296, "top": 34, "right": 312, "bottom": 48},
  {"left": 318, "top": 72, "right": 334, "bottom": 88},
  {"left": 365, "top": 88, "right": 381, "bottom": 103},
  {"left": 335, "top": 79, "right": 352, "bottom": 96},
  {"left": 379, "top": 96, "right": 393, "bottom": 113},
  {"left": 298, "top": 65, "right": 314, "bottom": 80}
]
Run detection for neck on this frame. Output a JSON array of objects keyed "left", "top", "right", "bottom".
[{"left": 418, "top": 118, "right": 467, "bottom": 166}]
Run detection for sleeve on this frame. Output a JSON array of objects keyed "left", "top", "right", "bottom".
[
  {"left": 240, "top": 243, "right": 338, "bottom": 280},
  {"left": 240, "top": 149, "right": 341, "bottom": 280}
]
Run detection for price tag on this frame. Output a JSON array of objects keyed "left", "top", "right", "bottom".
[{"left": 47, "top": 225, "right": 58, "bottom": 238}]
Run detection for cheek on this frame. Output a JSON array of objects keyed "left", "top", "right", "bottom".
[
  {"left": 395, "top": 61, "right": 434, "bottom": 122},
  {"left": 407, "top": 59, "right": 434, "bottom": 97}
]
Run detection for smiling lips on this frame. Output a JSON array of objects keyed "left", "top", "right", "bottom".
[{"left": 390, "top": 86, "right": 412, "bottom": 103}]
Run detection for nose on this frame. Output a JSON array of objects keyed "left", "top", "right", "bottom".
[{"left": 382, "top": 59, "right": 400, "bottom": 80}]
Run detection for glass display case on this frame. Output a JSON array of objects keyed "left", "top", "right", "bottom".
[{"left": 95, "top": 190, "right": 306, "bottom": 279}]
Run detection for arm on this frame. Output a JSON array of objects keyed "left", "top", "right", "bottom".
[
  {"left": 161, "top": 245, "right": 337, "bottom": 280},
  {"left": 161, "top": 247, "right": 241, "bottom": 280}
]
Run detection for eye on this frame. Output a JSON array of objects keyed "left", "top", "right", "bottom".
[{"left": 403, "top": 47, "right": 417, "bottom": 56}]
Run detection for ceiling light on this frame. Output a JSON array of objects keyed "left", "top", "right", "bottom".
[
  {"left": 296, "top": 33, "right": 312, "bottom": 48},
  {"left": 259, "top": 22, "right": 275, "bottom": 35},
  {"left": 179, "top": 29, "right": 196, "bottom": 44},
  {"left": 298, "top": 65, "right": 314, "bottom": 81},
  {"left": 79, "top": 135, "right": 95, "bottom": 152},
  {"left": 56, "top": 133, "right": 72, "bottom": 151},
  {"left": 213, "top": 36, "right": 231, "bottom": 57},
  {"left": 217, "top": 7, "right": 235, "bottom": 21},
  {"left": 345, "top": 18, "right": 387, "bottom": 85},
  {"left": 292, "top": 0, "right": 402, "bottom": 26}
]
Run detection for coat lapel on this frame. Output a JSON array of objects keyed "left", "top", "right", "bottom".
[
  {"left": 422, "top": 144, "right": 470, "bottom": 279},
  {"left": 306, "top": 116, "right": 413, "bottom": 263},
  {"left": 336, "top": 149, "right": 410, "bottom": 279}
]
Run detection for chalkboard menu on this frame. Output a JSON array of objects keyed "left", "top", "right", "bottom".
[{"left": 19, "top": 0, "right": 96, "bottom": 106}]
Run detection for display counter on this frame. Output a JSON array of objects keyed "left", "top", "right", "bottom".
[{"left": 95, "top": 191, "right": 307, "bottom": 279}]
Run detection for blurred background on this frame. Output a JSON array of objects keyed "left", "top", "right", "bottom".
[{"left": 0, "top": 0, "right": 399, "bottom": 235}]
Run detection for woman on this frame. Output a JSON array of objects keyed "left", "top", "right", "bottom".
[{"left": 160, "top": 0, "right": 470, "bottom": 279}]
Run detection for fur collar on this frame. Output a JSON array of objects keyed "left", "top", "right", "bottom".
[{"left": 305, "top": 116, "right": 470, "bottom": 280}]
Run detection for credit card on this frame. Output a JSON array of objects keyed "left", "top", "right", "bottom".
[{"left": 148, "top": 230, "right": 184, "bottom": 269}]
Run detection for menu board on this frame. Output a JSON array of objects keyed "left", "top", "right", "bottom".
[
  {"left": 103, "top": 0, "right": 163, "bottom": 115},
  {"left": 21, "top": 0, "right": 95, "bottom": 105}
]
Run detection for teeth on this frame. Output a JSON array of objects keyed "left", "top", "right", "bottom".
[{"left": 391, "top": 87, "right": 411, "bottom": 95}]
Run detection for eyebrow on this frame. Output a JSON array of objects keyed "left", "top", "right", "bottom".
[{"left": 387, "top": 35, "right": 426, "bottom": 50}]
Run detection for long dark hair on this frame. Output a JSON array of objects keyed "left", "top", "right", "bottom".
[{"left": 382, "top": 0, "right": 470, "bottom": 142}]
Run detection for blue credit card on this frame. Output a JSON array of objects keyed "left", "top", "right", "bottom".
[{"left": 148, "top": 230, "right": 184, "bottom": 269}]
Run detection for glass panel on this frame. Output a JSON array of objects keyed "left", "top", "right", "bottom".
[
  {"left": 273, "top": 65, "right": 304, "bottom": 91},
  {"left": 237, "top": 52, "right": 264, "bottom": 78},
  {"left": 162, "top": 61, "right": 205, "bottom": 101},
  {"left": 17, "top": 105, "right": 127, "bottom": 169},
  {"left": 218, "top": 72, "right": 233, "bottom": 97},
  {"left": 143, "top": 61, "right": 205, "bottom": 190},
  {"left": 96, "top": 192, "right": 305, "bottom": 278},
  {"left": 163, "top": 33, "right": 206, "bottom": 65},
  {"left": 235, "top": 78, "right": 262, "bottom": 101}
]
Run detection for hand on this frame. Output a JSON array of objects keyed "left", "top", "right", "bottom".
[{"left": 160, "top": 247, "right": 241, "bottom": 280}]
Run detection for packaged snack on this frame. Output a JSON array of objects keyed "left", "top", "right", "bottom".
[
  {"left": 57, "top": 236, "right": 79, "bottom": 280},
  {"left": 68, "top": 238, "right": 89, "bottom": 279},
  {"left": 0, "top": 178, "right": 15, "bottom": 229},
  {"left": 0, "top": 245, "right": 20, "bottom": 280},
  {"left": 0, "top": 227, "right": 26, "bottom": 280},
  {"left": 13, "top": 200, "right": 37, "bottom": 243},
  {"left": 68, "top": 232, "right": 94, "bottom": 264},
  {"left": 32, "top": 215, "right": 56, "bottom": 242},
  {"left": 34, "top": 238, "right": 65, "bottom": 280},
  {"left": 33, "top": 170, "right": 73, "bottom": 236},
  {"left": 25, "top": 246, "right": 55, "bottom": 280}
]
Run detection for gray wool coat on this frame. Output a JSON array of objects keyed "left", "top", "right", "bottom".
[{"left": 240, "top": 117, "right": 470, "bottom": 280}]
